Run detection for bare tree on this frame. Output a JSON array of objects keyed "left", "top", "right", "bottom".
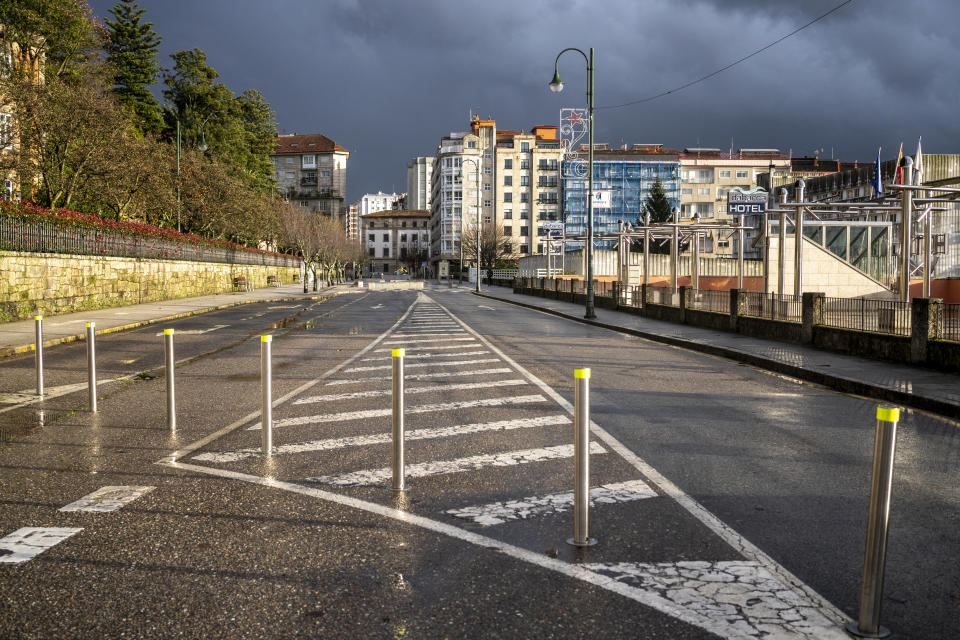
[{"left": 461, "top": 220, "right": 514, "bottom": 276}]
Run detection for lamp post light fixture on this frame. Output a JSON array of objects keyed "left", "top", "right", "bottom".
[
  {"left": 461, "top": 157, "right": 483, "bottom": 292},
  {"left": 550, "top": 46, "right": 596, "bottom": 319}
]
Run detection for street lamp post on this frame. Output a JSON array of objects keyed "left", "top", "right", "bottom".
[
  {"left": 170, "top": 108, "right": 209, "bottom": 234},
  {"left": 461, "top": 157, "right": 482, "bottom": 292},
  {"left": 550, "top": 46, "right": 596, "bottom": 319}
]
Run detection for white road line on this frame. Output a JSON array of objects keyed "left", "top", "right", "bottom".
[
  {"left": 293, "top": 379, "right": 528, "bottom": 404},
  {"left": 194, "top": 415, "right": 571, "bottom": 463},
  {"left": 373, "top": 342, "right": 476, "bottom": 353},
  {"left": 344, "top": 358, "right": 500, "bottom": 373},
  {"left": 306, "top": 442, "right": 607, "bottom": 487},
  {"left": 0, "top": 527, "right": 84, "bottom": 564},
  {"left": 438, "top": 298, "right": 850, "bottom": 626},
  {"left": 359, "top": 350, "right": 489, "bottom": 362},
  {"left": 382, "top": 337, "right": 476, "bottom": 345},
  {"left": 59, "top": 486, "right": 155, "bottom": 513},
  {"left": 153, "top": 325, "right": 227, "bottom": 336},
  {"left": 389, "top": 332, "right": 466, "bottom": 337},
  {"left": 324, "top": 367, "right": 512, "bottom": 386},
  {"left": 246, "top": 394, "right": 547, "bottom": 430},
  {"left": 0, "top": 376, "right": 133, "bottom": 413},
  {"left": 585, "top": 561, "right": 847, "bottom": 639},
  {"left": 446, "top": 479, "right": 657, "bottom": 526}
]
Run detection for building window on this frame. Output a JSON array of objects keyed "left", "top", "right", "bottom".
[
  {"left": 520, "top": 244, "right": 529, "bottom": 254},
  {"left": 520, "top": 209, "right": 529, "bottom": 219},
  {"left": 521, "top": 142, "right": 530, "bottom": 152},
  {"left": 411, "top": 233, "right": 417, "bottom": 241},
  {"left": 504, "top": 209, "right": 512, "bottom": 219},
  {"left": 504, "top": 226, "right": 512, "bottom": 235},
  {"left": 368, "top": 233, "right": 375, "bottom": 241},
  {"left": 383, "top": 233, "right": 389, "bottom": 241},
  {"left": 504, "top": 176, "right": 512, "bottom": 186},
  {"left": 520, "top": 176, "right": 529, "bottom": 186},
  {"left": 383, "top": 247, "right": 390, "bottom": 257},
  {"left": 484, "top": 200, "right": 492, "bottom": 207},
  {"left": 484, "top": 167, "right": 491, "bottom": 174},
  {"left": 736, "top": 170, "right": 749, "bottom": 179},
  {"left": 504, "top": 158, "right": 513, "bottom": 169},
  {"left": 302, "top": 155, "right": 316, "bottom": 168},
  {"left": 484, "top": 215, "right": 492, "bottom": 224},
  {"left": 698, "top": 188, "right": 710, "bottom": 196},
  {"left": 369, "top": 247, "right": 375, "bottom": 256},
  {"left": 503, "top": 192, "right": 512, "bottom": 203},
  {"left": 400, "top": 233, "right": 407, "bottom": 242},
  {"left": 719, "top": 170, "right": 731, "bottom": 179},
  {"left": 484, "top": 152, "right": 491, "bottom": 158},
  {"left": 520, "top": 226, "right": 529, "bottom": 236},
  {"left": 402, "top": 221, "right": 407, "bottom": 228},
  {"left": 520, "top": 159, "right": 530, "bottom": 169},
  {"left": 520, "top": 193, "right": 529, "bottom": 203},
  {"left": 467, "top": 140, "right": 477, "bottom": 148},
  {"left": 681, "top": 188, "right": 693, "bottom": 195},
  {"left": 483, "top": 183, "right": 491, "bottom": 191}
]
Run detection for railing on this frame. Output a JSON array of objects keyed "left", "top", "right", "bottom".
[
  {"left": 741, "top": 292, "right": 803, "bottom": 323},
  {"left": 0, "top": 218, "right": 301, "bottom": 267},
  {"left": 689, "top": 289, "right": 729, "bottom": 313},
  {"left": 647, "top": 284, "right": 678, "bottom": 307},
  {"left": 944, "top": 304, "right": 960, "bottom": 342},
  {"left": 821, "top": 297, "right": 911, "bottom": 336}
]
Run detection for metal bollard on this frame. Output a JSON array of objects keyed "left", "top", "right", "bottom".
[
  {"left": 846, "top": 406, "right": 900, "bottom": 639},
  {"left": 164, "top": 329, "right": 176, "bottom": 431},
  {"left": 34, "top": 315, "right": 44, "bottom": 396},
  {"left": 391, "top": 348, "right": 405, "bottom": 491},
  {"left": 86, "top": 322, "right": 97, "bottom": 412},
  {"left": 568, "top": 368, "right": 596, "bottom": 547},
  {"left": 260, "top": 335, "right": 272, "bottom": 455}
]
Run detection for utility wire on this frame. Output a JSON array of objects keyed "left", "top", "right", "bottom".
[{"left": 598, "top": 0, "right": 855, "bottom": 110}]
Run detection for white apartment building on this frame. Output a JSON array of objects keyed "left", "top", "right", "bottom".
[
  {"left": 679, "top": 148, "right": 791, "bottom": 255},
  {"left": 406, "top": 157, "right": 434, "bottom": 211},
  {"left": 359, "top": 191, "right": 402, "bottom": 216}
]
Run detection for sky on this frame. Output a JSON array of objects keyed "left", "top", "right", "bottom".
[{"left": 87, "top": 0, "right": 960, "bottom": 203}]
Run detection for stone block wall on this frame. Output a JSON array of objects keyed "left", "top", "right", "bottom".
[{"left": 0, "top": 251, "right": 301, "bottom": 322}]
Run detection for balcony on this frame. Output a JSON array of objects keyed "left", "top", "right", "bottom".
[{"left": 300, "top": 177, "right": 317, "bottom": 186}]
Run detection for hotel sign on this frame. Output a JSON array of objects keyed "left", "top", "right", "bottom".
[{"left": 727, "top": 187, "right": 767, "bottom": 215}]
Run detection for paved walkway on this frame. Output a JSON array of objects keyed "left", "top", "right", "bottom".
[
  {"left": 0, "top": 284, "right": 350, "bottom": 358},
  {"left": 473, "top": 285, "right": 960, "bottom": 420}
]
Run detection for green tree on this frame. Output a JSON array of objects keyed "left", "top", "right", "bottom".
[
  {"left": 633, "top": 178, "right": 676, "bottom": 254},
  {"left": 104, "top": 0, "right": 164, "bottom": 135},
  {"left": 162, "top": 49, "right": 276, "bottom": 196}
]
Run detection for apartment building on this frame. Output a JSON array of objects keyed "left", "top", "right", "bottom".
[
  {"left": 271, "top": 133, "right": 349, "bottom": 217},
  {"left": 406, "top": 156, "right": 434, "bottom": 210},
  {"left": 362, "top": 209, "right": 431, "bottom": 276},
  {"left": 679, "top": 148, "right": 791, "bottom": 255},
  {"left": 346, "top": 202, "right": 359, "bottom": 240},
  {"left": 359, "top": 191, "right": 403, "bottom": 216},
  {"left": 495, "top": 125, "right": 564, "bottom": 256}
]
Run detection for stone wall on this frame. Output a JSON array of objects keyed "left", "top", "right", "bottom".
[{"left": 0, "top": 251, "right": 301, "bottom": 322}]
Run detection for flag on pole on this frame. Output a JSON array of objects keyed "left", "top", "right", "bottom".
[
  {"left": 894, "top": 142, "right": 904, "bottom": 184},
  {"left": 872, "top": 147, "right": 883, "bottom": 196},
  {"left": 914, "top": 136, "right": 923, "bottom": 185}
]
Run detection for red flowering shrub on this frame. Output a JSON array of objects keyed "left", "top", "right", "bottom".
[{"left": 0, "top": 200, "right": 295, "bottom": 258}]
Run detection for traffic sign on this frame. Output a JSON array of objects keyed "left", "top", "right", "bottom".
[{"left": 543, "top": 222, "right": 564, "bottom": 238}]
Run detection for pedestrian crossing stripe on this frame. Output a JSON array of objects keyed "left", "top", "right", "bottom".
[
  {"left": 324, "top": 367, "right": 513, "bottom": 386},
  {"left": 344, "top": 358, "right": 500, "bottom": 373},
  {"left": 59, "top": 486, "right": 155, "bottom": 513},
  {"left": 0, "top": 527, "right": 83, "bottom": 564},
  {"left": 293, "top": 379, "right": 528, "bottom": 404}
]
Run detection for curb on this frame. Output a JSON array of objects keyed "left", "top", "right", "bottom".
[
  {"left": 0, "top": 292, "right": 334, "bottom": 360},
  {"left": 473, "top": 290, "right": 960, "bottom": 420}
]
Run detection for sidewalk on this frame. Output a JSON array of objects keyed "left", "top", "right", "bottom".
[
  {"left": 474, "top": 286, "right": 960, "bottom": 420},
  {"left": 0, "top": 284, "right": 349, "bottom": 358}
]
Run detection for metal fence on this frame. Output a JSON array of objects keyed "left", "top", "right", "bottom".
[
  {"left": 0, "top": 217, "right": 301, "bottom": 267},
  {"left": 688, "top": 289, "right": 729, "bottom": 314},
  {"left": 943, "top": 304, "right": 960, "bottom": 342},
  {"left": 741, "top": 292, "right": 803, "bottom": 323},
  {"left": 821, "top": 297, "right": 912, "bottom": 336},
  {"left": 647, "top": 284, "right": 678, "bottom": 307}
]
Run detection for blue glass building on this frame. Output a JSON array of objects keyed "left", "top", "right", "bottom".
[{"left": 562, "top": 147, "right": 681, "bottom": 248}]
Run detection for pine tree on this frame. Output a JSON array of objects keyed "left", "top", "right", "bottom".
[
  {"left": 633, "top": 178, "right": 676, "bottom": 254},
  {"left": 105, "top": 0, "right": 163, "bottom": 135}
]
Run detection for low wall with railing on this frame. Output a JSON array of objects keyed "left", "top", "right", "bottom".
[
  {"left": 511, "top": 277, "right": 960, "bottom": 372},
  {"left": 1, "top": 250, "right": 302, "bottom": 322}
]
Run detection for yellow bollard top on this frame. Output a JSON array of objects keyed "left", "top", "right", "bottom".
[
  {"left": 876, "top": 406, "right": 900, "bottom": 423},
  {"left": 164, "top": 328, "right": 174, "bottom": 335},
  {"left": 261, "top": 334, "right": 272, "bottom": 342},
  {"left": 34, "top": 315, "right": 42, "bottom": 321},
  {"left": 392, "top": 348, "right": 405, "bottom": 357},
  {"left": 86, "top": 322, "right": 95, "bottom": 328},
  {"left": 574, "top": 368, "right": 591, "bottom": 379}
]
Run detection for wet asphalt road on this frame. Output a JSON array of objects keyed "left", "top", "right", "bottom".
[{"left": 0, "top": 287, "right": 957, "bottom": 639}]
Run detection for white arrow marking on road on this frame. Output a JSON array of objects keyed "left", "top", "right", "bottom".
[
  {"left": 0, "top": 527, "right": 83, "bottom": 564},
  {"left": 194, "top": 415, "right": 570, "bottom": 463},
  {"left": 445, "top": 479, "right": 657, "bottom": 526},
  {"left": 306, "top": 442, "right": 606, "bottom": 487},
  {"left": 245, "top": 394, "right": 547, "bottom": 430},
  {"left": 59, "top": 486, "right": 155, "bottom": 513},
  {"left": 478, "top": 305, "right": 496, "bottom": 310},
  {"left": 370, "top": 304, "right": 384, "bottom": 309},
  {"left": 293, "top": 379, "right": 527, "bottom": 404},
  {"left": 154, "top": 324, "right": 227, "bottom": 336}
]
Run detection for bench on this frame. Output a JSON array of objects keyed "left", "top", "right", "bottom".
[
  {"left": 232, "top": 276, "right": 249, "bottom": 292},
  {"left": 266, "top": 275, "right": 280, "bottom": 287}
]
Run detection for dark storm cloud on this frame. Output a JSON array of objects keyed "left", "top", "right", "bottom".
[{"left": 88, "top": 0, "right": 960, "bottom": 200}]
